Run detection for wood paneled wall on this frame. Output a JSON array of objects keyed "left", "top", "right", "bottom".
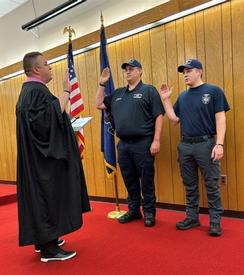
[
  {"left": 1, "top": 0, "right": 244, "bottom": 211},
  {"left": 0, "top": 0, "right": 218, "bottom": 78}
]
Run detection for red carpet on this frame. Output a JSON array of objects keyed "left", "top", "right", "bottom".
[{"left": 1, "top": 199, "right": 244, "bottom": 274}]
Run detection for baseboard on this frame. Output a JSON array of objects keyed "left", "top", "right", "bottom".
[
  {"left": 0, "top": 194, "right": 17, "bottom": 206},
  {"left": 89, "top": 196, "right": 244, "bottom": 219},
  {"left": 0, "top": 180, "right": 16, "bottom": 185}
]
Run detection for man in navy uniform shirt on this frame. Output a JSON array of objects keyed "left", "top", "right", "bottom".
[
  {"left": 160, "top": 59, "right": 230, "bottom": 236},
  {"left": 96, "top": 59, "right": 165, "bottom": 227}
]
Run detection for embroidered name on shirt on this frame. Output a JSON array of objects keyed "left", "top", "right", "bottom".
[
  {"left": 115, "top": 97, "right": 122, "bottom": 101},
  {"left": 202, "top": 94, "right": 211, "bottom": 104},
  {"left": 133, "top": 93, "right": 142, "bottom": 99}
]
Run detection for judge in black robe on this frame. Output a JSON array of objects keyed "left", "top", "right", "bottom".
[{"left": 16, "top": 52, "right": 90, "bottom": 261}]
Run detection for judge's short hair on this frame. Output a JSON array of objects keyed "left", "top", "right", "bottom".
[{"left": 23, "top": 52, "right": 43, "bottom": 76}]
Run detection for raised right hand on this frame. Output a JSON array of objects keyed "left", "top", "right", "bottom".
[
  {"left": 160, "top": 84, "right": 172, "bottom": 100},
  {"left": 63, "top": 69, "right": 70, "bottom": 91},
  {"left": 100, "top": 67, "right": 110, "bottom": 85}
]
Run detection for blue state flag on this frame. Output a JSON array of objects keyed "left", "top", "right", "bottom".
[{"left": 100, "top": 25, "right": 116, "bottom": 178}]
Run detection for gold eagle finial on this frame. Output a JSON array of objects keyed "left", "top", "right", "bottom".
[{"left": 63, "top": 26, "right": 76, "bottom": 42}]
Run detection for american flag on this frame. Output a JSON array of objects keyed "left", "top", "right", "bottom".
[{"left": 68, "top": 42, "right": 85, "bottom": 156}]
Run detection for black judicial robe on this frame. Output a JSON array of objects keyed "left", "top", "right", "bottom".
[{"left": 16, "top": 81, "right": 90, "bottom": 246}]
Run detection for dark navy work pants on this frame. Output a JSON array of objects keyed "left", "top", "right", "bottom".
[
  {"left": 178, "top": 137, "right": 223, "bottom": 223},
  {"left": 117, "top": 137, "right": 156, "bottom": 215}
]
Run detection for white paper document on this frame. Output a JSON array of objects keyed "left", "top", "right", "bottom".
[{"left": 71, "top": 116, "right": 92, "bottom": 132}]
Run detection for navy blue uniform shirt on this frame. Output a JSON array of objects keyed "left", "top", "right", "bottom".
[
  {"left": 104, "top": 81, "right": 165, "bottom": 140},
  {"left": 173, "top": 83, "right": 230, "bottom": 137}
]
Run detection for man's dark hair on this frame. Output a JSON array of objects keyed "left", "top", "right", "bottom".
[{"left": 23, "top": 52, "right": 42, "bottom": 76}]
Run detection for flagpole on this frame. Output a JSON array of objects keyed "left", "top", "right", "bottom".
[
  {"left": 99, "top": 12, "right": 126, "bottom": 219},
  {"left": 107, "top": 175, "right": 126, "bottom": 219},
  {"left": 114, "top": 175, "right": 120, "bottom": 211}
]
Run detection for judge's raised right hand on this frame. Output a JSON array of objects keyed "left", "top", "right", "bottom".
[
  {"left": 64, "top": 69, "right": 70, "bottom": 92},
  {"left": 100, "top": 67, "right": 110, "bottom": 85},
  {"left": 160, "top": 84, "right": 172, "bottom": 101}
]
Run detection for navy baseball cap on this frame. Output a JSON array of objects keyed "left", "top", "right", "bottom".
[
  {"left": 121, "top": 59, "right": 142, "bottom": 69},
  {"left": 178, "top": 59, "right": 203, "bottom": 73}
]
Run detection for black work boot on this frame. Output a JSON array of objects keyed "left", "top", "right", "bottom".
[
  {"left": 144, "top": 213, "right": 155, "bottom": 227},
  {"left": 209, "top": 222, "right": 222, "bottom": 236},
  {"left": 176, "top": 217, "right": 200, "bottom": 230},
  {"left": 118, "top": 211, "right": 142, "bottom": 224}
]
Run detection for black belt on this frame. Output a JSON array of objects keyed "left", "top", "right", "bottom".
[
  {"left": 181, "top": 135, "right": 214, "bottom": 144},
  {"left": 120, "top": 136, "right": 153, "bottom": 143}
]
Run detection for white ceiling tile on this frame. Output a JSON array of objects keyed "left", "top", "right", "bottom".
[{"left": 0, "top": 0, "right": 28, "bottom": 18}]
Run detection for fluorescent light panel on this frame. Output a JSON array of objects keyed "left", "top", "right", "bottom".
[
  {"left": 1, "top": 0, "right": 227, "bottom": 81},
  {"left": 22, "top": 0, "right": 87, "bottom": 31}
]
